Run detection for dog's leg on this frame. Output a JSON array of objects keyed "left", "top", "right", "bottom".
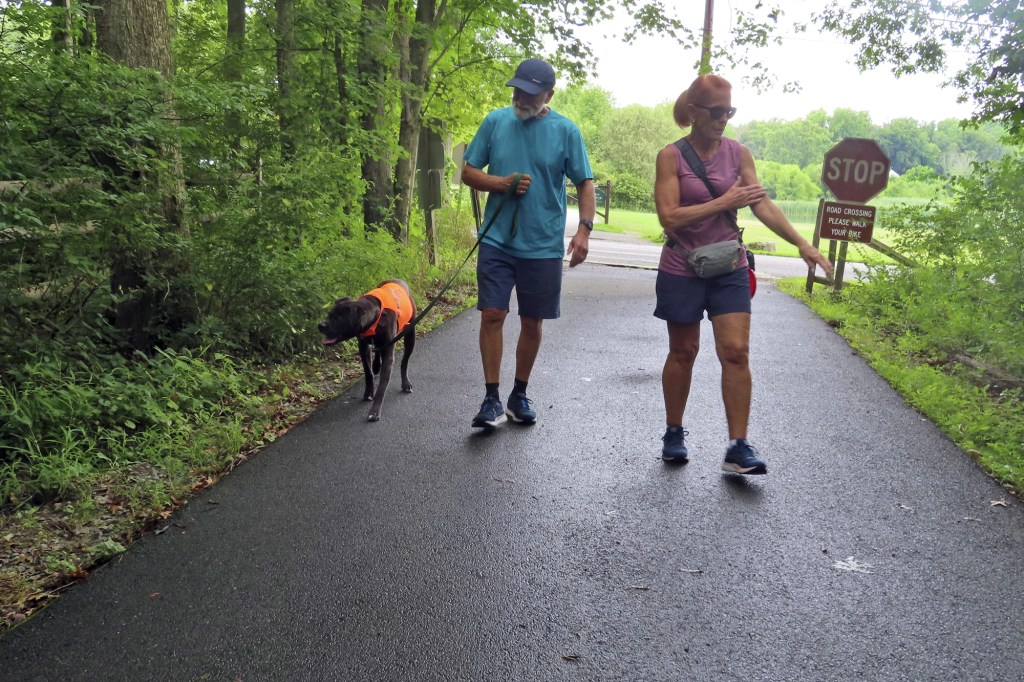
[
  {"left": 367, "top": 318, "right": 397, "bottom": 421},
  {"left": 358, "top": 338, "right": 374, "bottom": 402},
  {"left": 399, "top": 324, "right": 415, "bottom": 393}
]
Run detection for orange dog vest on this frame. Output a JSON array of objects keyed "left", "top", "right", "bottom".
[{"left": 359, "top": 282, "right": 414, "bottom": 338}]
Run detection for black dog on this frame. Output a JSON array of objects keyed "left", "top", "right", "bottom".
[{"left": 318, "top": 279, "right": 417, "bottom": 422}]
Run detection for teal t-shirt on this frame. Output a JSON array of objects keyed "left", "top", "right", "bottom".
[{"left": 463, "top": 106, "right": 593, "bottom": 259}]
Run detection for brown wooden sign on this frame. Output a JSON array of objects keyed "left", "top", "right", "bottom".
[{"left": 820, "top": 201, "right": 876, "bottom": 243}]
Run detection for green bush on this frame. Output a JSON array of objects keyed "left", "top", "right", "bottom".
[
  {"left": 754, "top": 160, "right": 822, "bottom": 200},
  {"left": 855, "top": 154, "right": 1024, "bottom": 377},
  {"left": 0, "top": 37, "right": 455, "bottom": 508},
  {"left": 608, "top": 172, "right": 655, "bottom": 213},
  {"left": 883, "top": 165, "right": 952, "bottom": 199}
]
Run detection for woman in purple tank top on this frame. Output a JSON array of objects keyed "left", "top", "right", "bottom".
[{"left": 652, "top": 74, "right": 833, "bottom": 475}]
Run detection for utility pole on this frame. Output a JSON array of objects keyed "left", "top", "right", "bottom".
[{"left": 700, "top": 0, "right": 714, "bottom": 74}]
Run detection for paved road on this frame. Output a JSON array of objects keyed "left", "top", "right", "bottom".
[{"left": 2, "top": 266, "right": 1023, "bottom": 681}]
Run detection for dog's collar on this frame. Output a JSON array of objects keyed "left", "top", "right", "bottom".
[{"left": 359, "top": 294, "right": 385, "bottom": 338}]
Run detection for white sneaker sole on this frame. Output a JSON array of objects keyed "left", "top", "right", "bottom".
[
  {"left": 662, "top": 454, "right": 689, "bottom": 463},
  {"left": 472, "top": 413, "right": 507, "bottom": 428},
  {"left": 504, "top": 408, "right": 536, "bottom": 424},
  {"left": 721, "top": 461, "right": 767, "bottom": 475}
]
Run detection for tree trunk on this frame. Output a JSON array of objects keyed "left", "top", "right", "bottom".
[
  {"left": 50, "top": 0, "right": 73, "bottom": 51},
  {"left": 275, "top": 0, "right": 297, "bottom": 159},
  {"left": 95, "top": 1, "right": 174, "bottom": 70},
  {"left": 226, "top": 0, "right": 246, "bottom": 153},
  {"left": 358, "top": 0, "right": 395, "bottom": 235},
  {"left": 95, "top": 0, "right": 184, "bottom": 351},
  {"left": 392, "top": 0, "right": 438, "bottom": 238},
  {"left": 328, "top": 0, "right": 349, "bottom": 147},
  {"left": 80, "top": 4, "right": 94, "bottom": 50}
]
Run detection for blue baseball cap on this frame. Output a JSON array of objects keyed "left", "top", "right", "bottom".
[{"left": 506, "top": 58, "right": 556, "bottom": 95}]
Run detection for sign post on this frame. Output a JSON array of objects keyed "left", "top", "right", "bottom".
[{"left": 809, "top": 138, "right": 891, "bottom": 293}]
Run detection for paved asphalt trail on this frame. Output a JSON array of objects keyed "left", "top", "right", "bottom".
[{"left": 2, "top": 265, "right": 1024, "bottom": 681}]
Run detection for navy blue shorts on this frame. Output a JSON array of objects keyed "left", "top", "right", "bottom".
[
  {"left": 477, "top": 242, "right": 562, "bottom": 319},
  {"left": 654, "top": 268, "right": 751, "bottom": 324}
]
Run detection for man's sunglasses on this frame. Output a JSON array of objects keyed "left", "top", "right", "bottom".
[{"left": 692, "top": 103, "right": 737, "bottom": 120}]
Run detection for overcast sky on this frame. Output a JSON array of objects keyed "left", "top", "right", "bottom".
[{"left": 575, "top": 1, "right": 975, "bottom": 125}]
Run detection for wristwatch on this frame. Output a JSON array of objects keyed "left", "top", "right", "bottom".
[{"left": 579, "top": 219, "right": 593, "bottom": 232}]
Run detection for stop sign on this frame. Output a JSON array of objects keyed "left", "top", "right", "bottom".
[{"left": 821, "top": 138, "right": 891, "bottom": 203}]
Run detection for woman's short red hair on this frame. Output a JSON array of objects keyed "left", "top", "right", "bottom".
[{"left": 673, "top": 74, "right": 732, "bottom": 128}]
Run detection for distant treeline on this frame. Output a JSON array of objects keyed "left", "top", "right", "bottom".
[{"left": 554, "top": 86, "right": 1009, "bottom": 211}]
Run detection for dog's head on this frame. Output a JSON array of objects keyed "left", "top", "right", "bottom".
[{"left": 318, "top": 296, "right": 377, "bottom": 346}]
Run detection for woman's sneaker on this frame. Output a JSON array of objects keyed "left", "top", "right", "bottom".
[
  {"left": 661, "top": 426, "right": 689, "bottom": 463},
  {"left": 722, "top": 438, "right": 767, "bottom": 475},
  {"left": 472, "top": 395, "right": 507, "bottom": 428}
]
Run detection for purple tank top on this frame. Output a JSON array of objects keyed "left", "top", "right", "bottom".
[{"left": 659, "top": 136, "right": 749, "bottom": 277}]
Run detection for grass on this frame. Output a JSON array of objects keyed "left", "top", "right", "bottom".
[{"left": 600, "top": 205, "right": 902, "bottom": 266}]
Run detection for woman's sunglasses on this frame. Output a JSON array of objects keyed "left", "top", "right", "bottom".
[{"left": 692, "top": 103, "right": 737, "bottom": 120}]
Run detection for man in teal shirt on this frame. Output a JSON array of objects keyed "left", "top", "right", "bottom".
[{"left": 462, "top": 57, "right": 596, "bottom": 428}]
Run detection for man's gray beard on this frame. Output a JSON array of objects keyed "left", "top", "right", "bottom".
[{"left": 512, "top": 99, "right": 542, "bottom": 120}]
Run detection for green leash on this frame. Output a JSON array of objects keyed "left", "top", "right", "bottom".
[{"left": 381, "top": 173, "right": 523, "bottom": 348}]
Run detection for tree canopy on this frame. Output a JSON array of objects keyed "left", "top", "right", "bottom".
[
  {"left": 815, "top": 0, "right": 1024, "bottom": 138},
  {"left": 554, "top": 92, "right": 1009, "bottom": 211}
]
